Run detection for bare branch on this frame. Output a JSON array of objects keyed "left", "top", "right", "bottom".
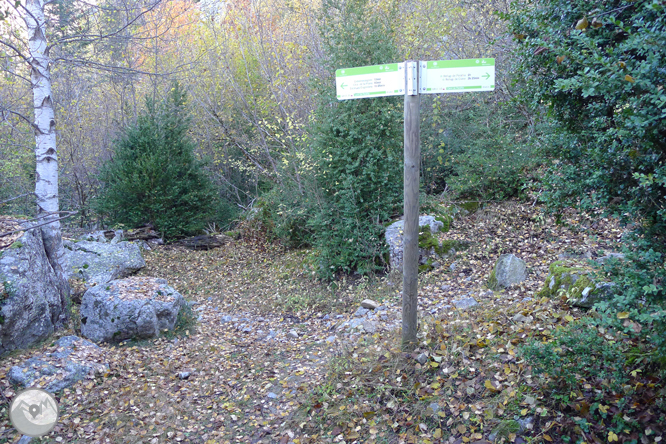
[
  {"left": 0, "top": 211, "right": 78, "bottom": 238},
  {"left": 0, "top": 192, "right": 36, "bottom": 206}
]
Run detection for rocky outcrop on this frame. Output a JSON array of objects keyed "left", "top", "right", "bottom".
[
  {"left": 0, "top": 227, "right": 69, "bottom": 356},
  {"left": 488, "top": 254, "right": 527, "bottom": 290},
  {"left": 63, "top": 239, "right": 145, "bottom": 286},
  {"left": 385, "top": 215, "right": 458, "bottom": 273},
  {"left": 8, "top": 336, "right": 108, "bottom": 392},
  {"left": 80, "top": 277, "right": 183, "bottom": 343}
]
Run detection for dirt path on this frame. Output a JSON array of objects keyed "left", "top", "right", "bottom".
[{"left": 0, "top": 201, "right": 625, "bottom": 443}]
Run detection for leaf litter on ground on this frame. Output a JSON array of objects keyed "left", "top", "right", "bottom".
[{"left": 0, "top": 201, "right": 664, "bottom": 443}]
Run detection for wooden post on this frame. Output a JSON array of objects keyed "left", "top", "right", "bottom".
[{"left": 402, "top": 61, "right": 420, "bottom": 350}]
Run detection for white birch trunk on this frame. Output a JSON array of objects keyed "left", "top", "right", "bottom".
[{"left": 24, "top": 0, "right": 66, "bottom": 278}]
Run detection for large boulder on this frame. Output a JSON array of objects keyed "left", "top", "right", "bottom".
[
  {"left": 8, "top": 336, "right": 108, "bottom": 392},
  {"left": 0, "top": 226, "right": 69, "bottom": 356},
  {"left": 488, "top": 254, "right": 527, "bottom": 290},
  {"left": 63, "top": 239, "right": 145, "bottom": 285},
  {"left": 80, "top": 276, "right": 184, "bottom": 343},
  {"left": 537, "top": 260, "right": 615, "bottom": 308},
  {"left": 385, "top": 215, "right": 457, "bottom": 272}
]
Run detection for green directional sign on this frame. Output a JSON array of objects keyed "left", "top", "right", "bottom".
[
  {"left": 419, "top": 58, "right": 495, "bottom": 94},
  {"left": 335, "top": 63, "right": 405, "bottom": 100}
]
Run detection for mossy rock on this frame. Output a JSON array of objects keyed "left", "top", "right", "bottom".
[
  {"left": 460, "top": 201, "right": 481, "bottom": 213},
  {"left": 434, "top": 214, "right": 453, "bottom": 232},
  {"left": 537, "top": 260, "right": 610, "bottom": 307}
]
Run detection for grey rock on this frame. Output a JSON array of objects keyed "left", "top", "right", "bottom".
[
  {"left": 522, "top": 297, "right": 533, "bottom": 302},
  {"left": 441, "top": 284, "right": 452, "bottom": 291},
  {"left": 0, "top": 227, "right": 69, "bottom": 355},
  {"left": 335, "top": 315, "right": 344, "bottom": 319},
  {"left": 287, "top": 330, "right": 299, "bottom": 339},
  {"left": 449, "top": 262, "right": 457, "bottom": 272},
  {"left": 385, "top": 215, "right": 449, "bottom": 272},
  {"left": 428, "top": 402, "right": 441, "bottom": 414},
  {"left": 517, "top": 416, "right": 534, "bottom": 431},
  {"left": 17, "top": 436, "right": 32, "bottom": 444},
  {"left": 178, "top": 372, "right": 191, "bottom": 380},
  {"left": 63, "top": 240, "right": 145, "bottom": 286},
  {"left": 354, "top": 307, "right": 369, "bottom": 317},
  {"left": 323, "top": 314, "right": 330, "bottom": 320},
  {"left": 490, "top": 254, "right": 527, "bottom": 289},
  {"left": 360, "top": 299, "right": 379, "bottom": 310},
  {"left": 80, "top": 277, "right": 184, "bottom": 343},
  {"left": 325, "top": 335, "right": 336, "bottom": 343},
  {"left": 267, "top": 392, "right": 278, "bottom": 399},
  {"left": 348, "top": 318, "right": 364, "bottom": 330},
  {"left": 8, "top": 336, "right": 108, "bottom": 392},
  {"left": 512, "top": 313, "right": 533, "bottom": 323},
  {"left": 79, "top": 230, "right": 124, "bottom": 244},
  {"left": 241, "top": 325, "right": 253, "bottom": 333},
  {"left": 415, "top": 353, "right": 428, "bottom": 365},
  {"left": 453, "top": 297, "right": 478, "bottom": 310},
  {"left": 221, "top": 315, "right": 234, "bottom": 323},
  {"left": 574, "top": 282, "right": 615, "bottom": 308},
  {"left": 362, "top": 320, "right": 378, "bottom": 334}
]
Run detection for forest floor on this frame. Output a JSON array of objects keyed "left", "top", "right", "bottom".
[{"left": 1, "top": 201, "right": 665, "bottom": 443}]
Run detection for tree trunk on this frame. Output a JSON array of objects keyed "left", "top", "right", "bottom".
[{"left": 24, "top": 0, "right": 67, "bottom": 280}]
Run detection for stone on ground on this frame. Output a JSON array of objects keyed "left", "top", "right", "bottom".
[
  {"left": 8, "top": 336, "right": 108, "bottom": 392},
  {"left": 63, "top": 239, "right": 145, "bottom": 286},
  {"left": 0, "top": 226, "right": 69, "bottom": 356},
  {"left": 385, "top": 215, "right": 452, "bottom": 272},
  {"left": 488, "top": 254, "right": 527, "bottom": 290},
  {"left": 452, "top": 297, "right": 479, "bottom": 310},
  {"left": 360, "top": 299, "right": 379, "bottom": 309},
  {"left": 80, "top": 277, "right": 183, "bottom": 343}
]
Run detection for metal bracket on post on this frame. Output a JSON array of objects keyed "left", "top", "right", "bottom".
[
  {"left": 406, "top": 61, "right": 418, "bottom": 96},
  {"left": 419, "top": 61, "right": 428, "bottom": 94}
]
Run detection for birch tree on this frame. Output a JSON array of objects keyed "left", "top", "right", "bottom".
[
  {"left": 0, "top": 0, "right": 66, "bottom": 275},
  {"left": 1, "top": 0, "right": 164, "bottom": 274}
]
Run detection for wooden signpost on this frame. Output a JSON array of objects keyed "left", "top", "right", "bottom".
[{"left": 336, "top": 58, "right": 495, "bottom": 349}]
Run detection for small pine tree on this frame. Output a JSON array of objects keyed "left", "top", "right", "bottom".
[
  {"left": 96, "top": 84, "right": 218, "bottom": 240},
  {"left": 308, "top": 0, "right": 403, "bottom": 278}
]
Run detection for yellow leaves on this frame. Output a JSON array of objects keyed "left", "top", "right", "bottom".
[
  {"left": 556, "top": 55, "right": 566, "bottom": 64},
  {"left": 484, "top": 379, "right": 500, "bottom": 392},
  {"left": 617, "top": 311, "right": 630, "bottom": 319},
  {"left": 618, "top": 61, "right": 627, "bottom": 69},
  {"left": 608, "top": 431, "right": 619, "bottom": 442},
  {"left": 575, "top": 17, "right": 589, "bottom": 30},
  {"left": 434, "top": 428, "right": 443, "bottom": 439},
  {"left": 599, "top": 404, "right": 610, "bottom": 414},
  {"left": 624, "top": 75, "right": 635, "bottom": 83},
  {"left": 544, "top": 435, "right": 553, "bottom": 442},
  {"left": 564, "top": 315, "right": 574, "bottom": 322},
  {"left": 591, "top": 18, "right": 603, "bottom": 28}
]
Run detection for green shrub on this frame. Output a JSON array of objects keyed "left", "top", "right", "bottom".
[
  {"left": 306, "top": 0, "right": 403, "bottom": 278},
  {"left": 520, "top": 319, "right": 627, "bottom": 401},
  {"left": 507, "top": 0, "right": 666, "bottom": 360},
  {"left": 420, "top": 95, "right": 538, "bottom": 201},
  {"left": 95, "top": 83, "right": 222, "bottom": 240}
]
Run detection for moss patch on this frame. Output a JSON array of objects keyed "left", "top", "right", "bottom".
[
  {"left": 537, "top": 260, "right": 596, "bottom": 300},
  {"left": 434, "top": 215, "right": 453, "bottom": 232},
  {"left": 460, "top": 201, "right": 481, "bottom": 213}
]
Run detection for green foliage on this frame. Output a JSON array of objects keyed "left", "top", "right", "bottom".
[
  {"left": 95, "top": 84, "right": 223, "bottom": 240},
  {"left": 420, "top": 95, "right": 538, "bottom": 200},
  {"left": 520, "top": 319, "right": 628, "bottom": 400},
  {"left": 507, "top": 0, "right": 666, "bottom": 358},
  {"left": 306, "top": 0, "right": 403, "bottom": 278}
]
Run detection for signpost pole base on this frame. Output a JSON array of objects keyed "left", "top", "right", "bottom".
[{"left": 402, "top": 61, "right": 420, "bottom": 350}]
